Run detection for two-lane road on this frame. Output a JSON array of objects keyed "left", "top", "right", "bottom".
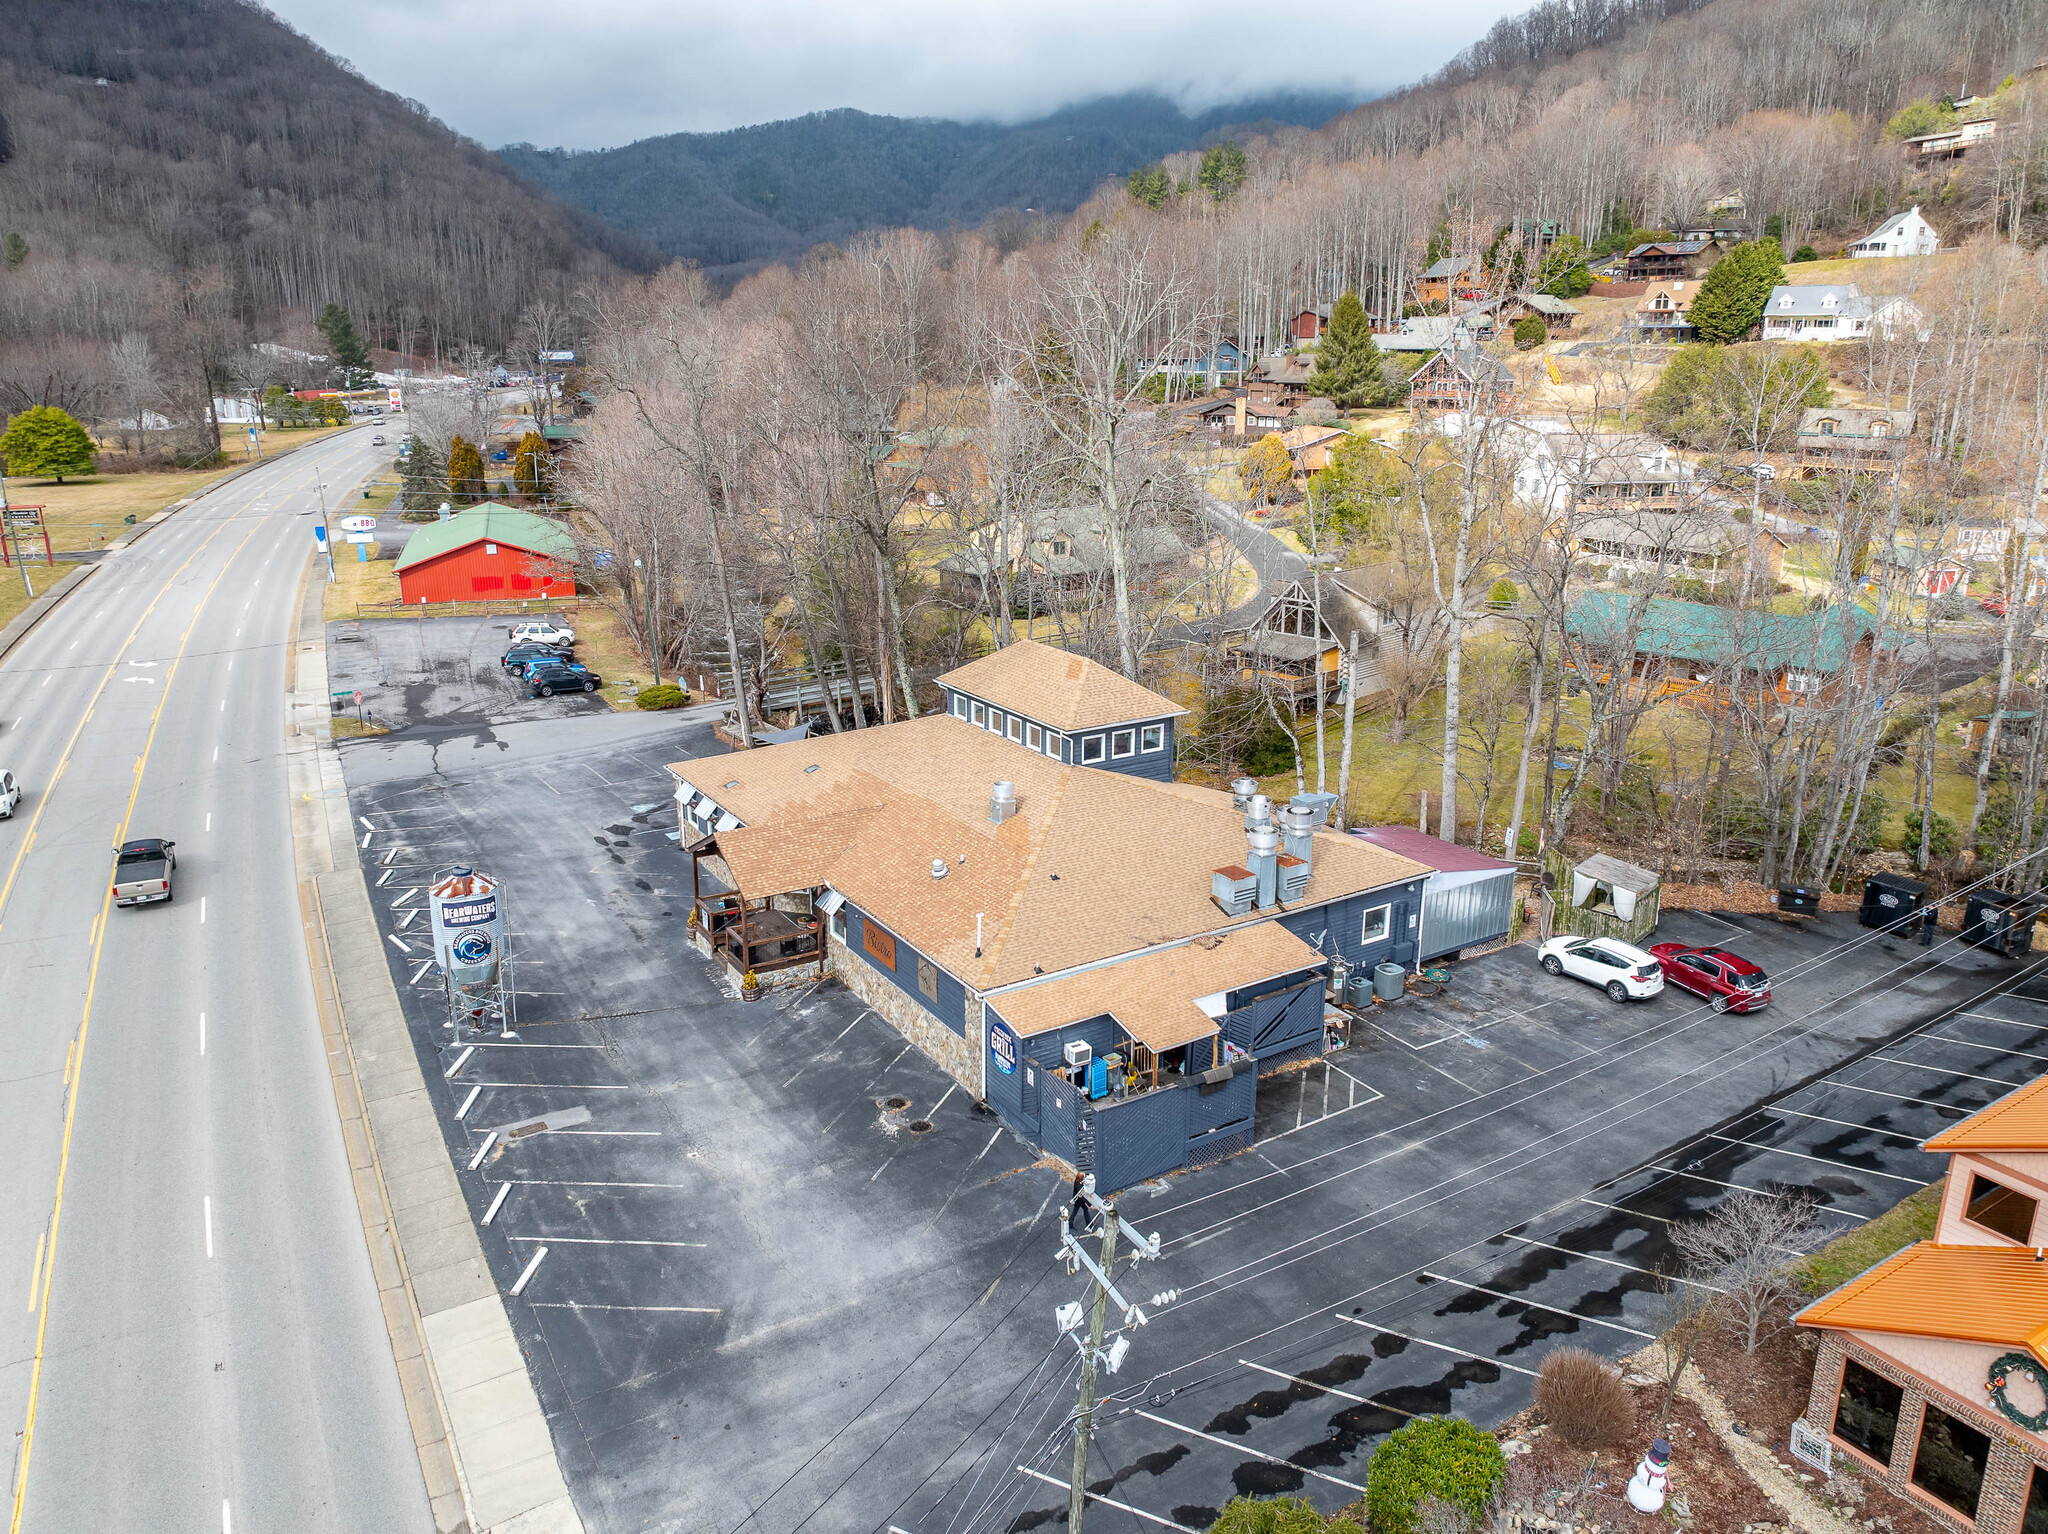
[{"left": 0, "top": 434, "right": 435, "bottom": 1534}]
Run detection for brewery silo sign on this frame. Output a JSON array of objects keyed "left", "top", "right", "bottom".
[{"left": 430, "top": 867, "right": 503, "bottom": 988}]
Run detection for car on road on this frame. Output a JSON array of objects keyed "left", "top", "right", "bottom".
[
  {"left": 1537, "top": 934, "right": 1665, "bottom": 1002},
  {"left": 372, "top": 434, "right": 386, "bottom": 446},
  {"left": 1649, "top": 943, "right": 1772, "bottom": 1011},
  {"left": 113, "top": 837, "right": 176, "bottom": 906},
  {"left": 0, "top": 767, "right": 19, "bottom": 817},
  {"left": 510, "top": 620, "right": 575, "bottom": 647},
  {"left": 528, "top": 663, "right": 600, "bottom": 697}
]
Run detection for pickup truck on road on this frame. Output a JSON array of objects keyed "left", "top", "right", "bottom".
[{"left": 113, "top": 838, "right": 176, "bottom": 906}]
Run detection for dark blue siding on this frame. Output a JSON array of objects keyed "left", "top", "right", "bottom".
[
  {"left": 984, "top": 1010, "right": 1117, "bottom": 1140},
  {"left": 1280, "top": 880, "right": 1425, "bottom": 970},
  {"left": 939, "top": 687, "right": 1176, "bottom": 778},
  {"left": 844, "top": 905, "right": 967, "bottom": 1034}
]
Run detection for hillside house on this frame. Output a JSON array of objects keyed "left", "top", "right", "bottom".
[
  {"left": 1278, "top": 423, "right": 1350, "bottom": 475},
  {"left": 1574, "top": 508, "right": 1788, "bottom": 588},
  {"left": 1233, "top": 566, "right": 1404, "bottom": 708},
  {"left": 1848, "top": 205, "right": 1941, "bottom": 258},
  {"left": 1254, "top": 353, "right": 1316, "bottom": 399},
  {"left": 1415, "top": 255, "right": 1484, "bottom": 307},
  {"left": 936, "top": 506, "right": 1187, "bottom": 613},
  {"left": 1506, "top": 427, "right": 1697, "bottom": 513},
  {"left": 1182, "top": 393, "right": 1291, "bottom": 442},
  {"left": 1564, "top": 591, "right": 1893, "bottom": 708},
  {"left": 1501, "top": 291, "right": 1579, "bottom": 334},
  {"left": 1375, "top": 314, "right": 1495, "bottom": 357},
  {"left": 669, "top": 641, "right": 1431, "bottom": 1191},
  {"left": 1871, "top": 540, "right": 1969, "bottom": 598},
  {"left": 1901, "top": 116, "right": 1999, "bottom": 162},
  {"left": 1797, "top": 407, "right": 1916, "bottom": 476},
  {"left": 1290, "top": 307, "right": 1332, "bottom": 343},
  {"left": 1799, "top": 1071, "right": 2048, "bottom": 1534},
  {"left": 1761, "top": 285, "right": 1924, "bottom": 343},
  {"left": 1408, "top": 341, "right": 1515, "bottom": 417},
  {"left": 1632, "top": 281, "right": 1696, "bottom": 342},
  {"left": 1623, "top": 239, "right": 1722, "bottom": 282}
]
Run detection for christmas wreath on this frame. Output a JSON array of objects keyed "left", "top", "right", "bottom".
[{"left": 1987, "top": 1352, "right": 2048, "bottom": 1432}]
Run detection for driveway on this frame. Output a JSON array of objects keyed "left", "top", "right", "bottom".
[
  {"left": 333, "top": 713, "right": 2033, "bottom": 1532},
  {"left": 326, "top": 611, "right": 609, "bottom": 736}
]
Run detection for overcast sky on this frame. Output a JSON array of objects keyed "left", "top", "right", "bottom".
[{"left": 267, "top": 0, "right": 1528, "bottom": 150}]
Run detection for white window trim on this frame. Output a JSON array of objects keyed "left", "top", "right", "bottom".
[
  {"left": 951, "top": 693, "right": 968, "bottom": 719},
  {"left": 971, "top": 701, "right": 987, "bottom": 727},
  {"left": 1110, "top": 729, "right": 1136, "bottom": 759},
  {"left": 988, "top": 709, "right": 1004, "bottom": 734},
  {"left": 1026, "top": 723, "right": 1043, "bottom": 750},
  {"left": 1080, "top": 734, "right": 1106, "bottom": 763},
  {"left": 1045, "top": 731, "right": 1064, "bottom": 760},
  {"left": 1007, "top": 715, "right": 1024, "bottom": 743},
  {"left": 1140, "top": 723, "right": 1165, "bottom": 753},
  {"left": 1360, "top": 903, "right": 1392, "bottom": 945}
]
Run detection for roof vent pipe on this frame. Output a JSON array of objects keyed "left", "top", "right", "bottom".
[
  {"left": 1280, "top": 804, "right": 1316, "bottom": 872},
  {"left": 1247, "top": 822, "right": 1281, "bottom": 909},
  {"left": 990, "top": 780, "right": 1018, "bottom": 823},
  {"left": 931, "top": 859, "right": 948, "bottom": 880},
  {"left": 1230, "top": 776, "right": 1259, "bottom": 811},
  {"left": 1246, "top": 793, "right": 1273, "bottom": 832}
]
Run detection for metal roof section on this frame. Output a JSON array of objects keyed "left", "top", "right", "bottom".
[
  {"left": 1797, "top": 1243, "right": 2048, "bottom": 1368},
  {"left": 1925, "top": 1071, "right": 2048, "bottom": 1153}
]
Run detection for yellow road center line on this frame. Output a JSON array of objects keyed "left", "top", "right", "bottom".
[{"left": 8, "top": 515, "right": 269, "bottom": 1534}]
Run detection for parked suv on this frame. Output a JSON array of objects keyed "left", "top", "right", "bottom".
[
  {"left": 1649, "top": 943, "right": 1771, "bottom": 1012},
  {"left": 1537, "top": 935, "right": 1665, "bottom": 1003},
  {"left": 510, "top": 620, "right": 575, "bottom": 647},
  {"left": 528, "top": 663, "right": 600, "bottom": 697}
]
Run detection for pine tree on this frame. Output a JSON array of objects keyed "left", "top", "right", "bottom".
[
  {"left": 513, "top": 430, "right": 549, "bottom": 499},
  {"left": 0, "top": 405, "right": 97, "bottom": 482},
  {"left": 1308, "top": 291, "right": 1389, "bottom": 409},
  {"left": 316, "top": 302, "right": 373, "bottom": 388},
  {"left": 1126, "top": 164, "right": 1171, "bottom": 210},
  {"left": 400, "top": 435, "right": 444, "bottom": 508},
  {"left": 1687, "top": 240, "right": 1785, "bottom": 344},
  {"left": 1197, "top": 141, "right": 1248, "bottom": 200},
  {"left": 446, "top": 435, "right": 487, "bottom": 505}
]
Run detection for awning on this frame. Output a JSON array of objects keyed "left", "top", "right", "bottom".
[{"left": 817, "top": 889, "right": 846, "bottom": 917}]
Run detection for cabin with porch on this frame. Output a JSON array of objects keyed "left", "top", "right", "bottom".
[
  {"left": 1233, "top": 567, "right": 1401, "bottom": 710},
  {"left": 669, "top": 640, "right": 1430, "bottom": 1190}
]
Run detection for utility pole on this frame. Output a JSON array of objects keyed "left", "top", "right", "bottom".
[{"left": 1054, "top": 1176, "right": 1165, "bottom": 1534}]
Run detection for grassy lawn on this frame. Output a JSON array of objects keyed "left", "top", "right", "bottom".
[
  {"left": 321, "top": 544, "right": 404, "bottom": 621},
  {"left": 1800, "top": 1179, "right": 1942, "bottom": 1294},
  {"left": 0, "top": 561, "right": 89, "bottom": 632}
]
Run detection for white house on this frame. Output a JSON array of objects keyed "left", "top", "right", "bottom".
[
  {"left": 1760, "top": 285, "right": 1925, "bottom": 343},
  {"left": 1846, "top": 205, "right": 1940, "bottom": 259}
]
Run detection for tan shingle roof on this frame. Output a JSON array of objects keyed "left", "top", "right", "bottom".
[
  {"left": 936, "top": 638, "right": 1187, "bottom": 731},
  {"left": 668, "top": 715, "right": 1425, "bottom": 991},
  {"left": 995, "top": 922, "right": 1321, "bottom": 1052}
]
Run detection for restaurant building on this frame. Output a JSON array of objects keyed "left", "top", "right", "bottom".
[{"left": 667, "top": 640, "right": 1428, "bottom": 1189}]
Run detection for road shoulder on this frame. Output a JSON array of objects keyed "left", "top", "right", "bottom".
[{"left": 286, "top": 552, "right": 585, "bottom": 1534}]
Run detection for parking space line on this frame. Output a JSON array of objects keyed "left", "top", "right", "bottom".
[
  {"left": 1811, "top": 1079, "right": 1983, "bottom": 1111},
  {"left": 1418, "top": 1274, "right": 1655, "bottom": 1339},
  {"left": 1332, "top": 1314, "right": 1540, "bottom": 1377},
  {"left": 1763, "top": 1107, "right": 1930, "bottom": 1139},
  {"left": 1638, "top": 1167, "right": 1870, "bottom": 1218},
  {"left": 462, "top": 1041, "right": 604, "bottom": 1049},
  {"left": 1577, "top": 1197, "right": 1676, "bottom": 1225},
  {"left": 1704, "top": 1135, "right": 1928, "bottom": 1182},
  {"left": 1237, "top": 1360, "right": 1412, "bottom": 1416},
  {"left": 505, "top": 1236, "right": 707, "bottom": 1247},
  {"left": 526, "top": 1302, "right": 722, "bottom": 1313},
  {"left": 1870, "top": 1050, "right": 2033, "bottom": 1086},
  {"left": 1132, "top": 1410, "right": 1364, "bottom": 1492},
  {"left": 496, "top": 1179, "right": 696, "bottom": 1189},
  {"left": 1919, "top": 1032, "right": 2048, "bottom": 1064},
  {"left": 1497, "top": 1234, "right": 1724, "bottom": 1291},
  {"left": 1014, "top": 1467, "right": 1193, "bottom": 1532},
  {"left": 470, "top": 1081, "right": 631, "bottom": 1089},
  {"left": 1961, "top": 1011, "right": 2048, "bottom": 1028}
]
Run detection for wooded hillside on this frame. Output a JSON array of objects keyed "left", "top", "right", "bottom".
[
  {"left": 0, "top": 0, "right": 637, "bottom": 401},
  {"left": 498, "top": 91, "right": 1355, "bottom": 282}
]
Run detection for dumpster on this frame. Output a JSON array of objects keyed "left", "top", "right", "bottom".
[
  {"left": 1861, "top": 873, "right": 1929, "bottom": 932},
  {"left": 1964, "top": 890, "right": 2035, "bottom": 957},
  {"left": 1776, "top": 886, "right": 1822, "bottom": 917},
  {"left": 1372, "top": 961, "right": 1405, "bottom": 1002}
]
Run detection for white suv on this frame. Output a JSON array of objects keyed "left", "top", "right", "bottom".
[
  {"left": 0, "top": 768, "right": 18, "bottom": 817},
  {"left": 1538, "top": 935, "right": 1665, "bottom": 1003},
  {"left": 510, "top": 621, "right": 574, "bottom": 647}
]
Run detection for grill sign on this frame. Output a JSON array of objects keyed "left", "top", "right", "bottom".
[{"left": 989, "top": 1018, "right": 1018, "bottom": 1076}]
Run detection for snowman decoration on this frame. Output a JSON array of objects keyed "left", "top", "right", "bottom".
[{"left": 1626, "top": 1437, "right": 1671, "bottom": 1513}]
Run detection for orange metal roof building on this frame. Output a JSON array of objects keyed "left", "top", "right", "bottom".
[
  {"left": 1923, "top": 1070, "right": 2048, "bottom": 1153},
  {"left": 1797, "top": 1242, "right": 2048, "bottom": 1366}
]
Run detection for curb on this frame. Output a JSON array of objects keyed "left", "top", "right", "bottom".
[
  {"left": 0, "top": 563, "right": 99, "bottom": 665},
  {"left": 284, "top": 553, "right": 584, "bottom": 1534}
]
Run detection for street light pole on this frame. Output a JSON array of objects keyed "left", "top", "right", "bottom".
[{"left": 317, "top": 475, "right": 335, "bottom": 583}]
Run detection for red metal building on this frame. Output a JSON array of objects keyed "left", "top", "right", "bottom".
[{"left": 392, "top": 504, "right": 577, "bottom": 604}]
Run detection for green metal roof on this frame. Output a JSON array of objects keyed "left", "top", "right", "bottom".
[
  {"left": 541, "top": 423, "right": 584, "bottom": 442},
  {"left": 1565, "top": 591, "right": 1887, "bottom": 675},
  {"left": 391, "top": 503, "right": 577, "bottom": 573}
]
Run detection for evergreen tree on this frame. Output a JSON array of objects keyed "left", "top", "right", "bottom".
[
  {"left": 316, "top": 302, "right": 374, "bottom": 388},
  {"left": 1126, "top": 164, "right": 1170, "bottom": 210},
  {"left": 399, "top": 435, "right": 444, "bottom": 508},
  {"left": 2, "top": 233, "right": 25, "bottom": 270},
  {"left": 1686, "top": 240, "right": 1784, "bottom": 344},
  {"left": 0, "top": 405, "right": 97, "bottom": 482},
  {"left": 446, "top": 435, "right": 487, "bottom": 504},
  {"left": 1308, "top": 291, "right": 1390, "bottom": 408},
  {"left": 513, "top": 430, "right": 550, "bottom": 499},
  {"left": 1197, "top": 141, "right": 1248, "bottom": 200}
]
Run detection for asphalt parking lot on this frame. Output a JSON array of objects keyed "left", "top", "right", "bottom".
[
  {"left": 326, "top": 609, "right": 609, "bottom": 735},
  {"left": 334, "top": 707, "right": 2039, "bottom": 1534}
]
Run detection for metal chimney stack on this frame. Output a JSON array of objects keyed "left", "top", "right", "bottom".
[
  {"left": 1280, "top": 804, "right": 1316, "bottom": 869},
  {"left": 1245, "top": 793, "right": 1273, "bottom": 833},
  {"left": 990, "top": 780, "right": 1018, "bottom": 823},
  {"left": 1230, "top": 777, "right": 1259, "bottom": 812},
  {"left": 1247, "top": 820, "right": 1281, "bottom": 909}
]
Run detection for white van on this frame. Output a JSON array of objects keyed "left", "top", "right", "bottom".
[{"left": 0, "top": 768, "right": 19, "bottom": 817}]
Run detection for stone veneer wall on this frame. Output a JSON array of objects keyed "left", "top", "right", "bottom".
[
  {"left": 1804, "top": 1330, "right": 2046, "bottom": 1534},
  {"left": 828, "top": 940, "right": 980, "bottom": 1090}
]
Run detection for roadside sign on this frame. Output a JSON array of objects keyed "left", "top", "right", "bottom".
[
  {"left": 539, "top": 350, "right": 576, "bottom": 363},
  {"left": 5, "top": 506, "right": 42, "bottom": 527},
  {"left": 345, "top": 532, "right": 376, "bottom": 544},
  {"left": 338, "top": 515, "right": 378, "bottom": 532},
  {"left": 313, "top": 524, "right": 327, "bottom": 544},
  {"left": 388, "top": 388, "right": 404, "bottom": 410}
]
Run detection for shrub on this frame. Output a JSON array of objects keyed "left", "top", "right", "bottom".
[
  {"left": 1364, "top": 1416, "right": 1506, "bottom": 1534},
  {"left": 1534, "top": 1347, "right": 1635, "bottom": 1448},
  {"left": 1487, "top": 578, "right": 1519, "bottom": 607},
  {"left": 0, "top": 405, "right": 97, "bottom": 482},
  {"left": 1512, "top": 315, "right": 1548, "bottom": 350},
  {"left": 1205, "top": 1496, "right": 1333, "bottom": 1534},
  {"left": 1903, "top": 808, "right": 1959, "bottom": 860},
  {"left": 635, "top": 682, "right": 687, "bottom": 711},
  {"left": 1792, "top": 245, "right": 1819, "bottom": 263}
]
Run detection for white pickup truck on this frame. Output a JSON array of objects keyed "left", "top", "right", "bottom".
[{"left": 113, "top": 838, "right": 176, "bottom": 906}]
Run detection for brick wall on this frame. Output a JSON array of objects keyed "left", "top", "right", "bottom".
[
  {"left": 829, "top": 940, "right": 979, "bottom": 1089},
  {"left": 1806, "top": 1330, "right": 2048, "bottom": 1534}
]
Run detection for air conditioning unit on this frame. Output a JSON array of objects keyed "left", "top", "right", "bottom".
[{"left": 1063, "top": 1040, "right": 1092, "bottom": 1069}]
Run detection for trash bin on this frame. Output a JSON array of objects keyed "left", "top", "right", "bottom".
[
  {"left": 1860, "top": 873, "right": 1929, "bottom": 932},
  {"left": 1372, "top": 961, "right": 1405, "bottom": 1002},
  {"left": 1776, "top": 886, "right": 1822, "bottom": 916},
  {"left": 1965, "top": 891, "right": 2034, "bottom": 957}
]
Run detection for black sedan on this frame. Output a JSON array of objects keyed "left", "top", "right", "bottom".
[{"left": 528, "top": 663, "right": 600, "bottom": 697}]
